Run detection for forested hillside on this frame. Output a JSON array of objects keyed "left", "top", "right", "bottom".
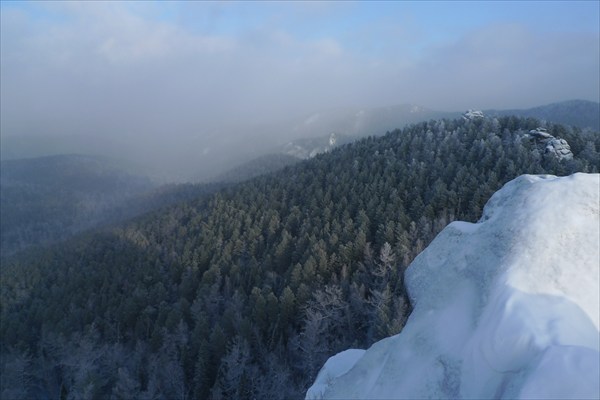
[
  {"left": 486, "top": 100, "right": 600, "bottom": 131},
  {"left": 0, "top": 155, "right": 229, "bottom": 258},
  {"left": 0, "top": 155, "right": 153, "bottom": 257},
  {"left": 1, "top": 117, "right": 598, "bottom": 399}
]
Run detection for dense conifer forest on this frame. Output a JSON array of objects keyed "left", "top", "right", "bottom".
[{"left": 1, "top": 116, "right": 599, "bottom": 399}]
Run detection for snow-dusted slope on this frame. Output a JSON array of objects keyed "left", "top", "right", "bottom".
[{"left": 307, "top": 173, "right": 600, "bottom": 399}]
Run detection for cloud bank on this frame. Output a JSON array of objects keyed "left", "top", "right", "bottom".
[
  {"left": 0, "top": 2, "right": 598, "bottom": 180},
  {"left": 2, "top": 2, "right": 598, "bottom": 137}
]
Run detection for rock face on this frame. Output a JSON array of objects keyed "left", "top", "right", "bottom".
[
  {"left": 544, "top": 137, "right": 573, "bottom": 160},
  {"left": 526, "top": 127, "right": 573, "bottom": 161},
  {"left": 462, "top": 109, "right": 485, "bottom": 120},
  {"left": 307, "top": 173, "right": 600, "bottom": 400}
]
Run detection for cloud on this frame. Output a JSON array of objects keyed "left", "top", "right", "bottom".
[
  {"left": 0, "top": 2, "right": 598, "bottom": 179},
  {"left": 397, "top": 23, "right": 600, "bottom": 110}
]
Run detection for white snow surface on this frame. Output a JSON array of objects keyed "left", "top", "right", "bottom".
[
  {"left": 306, "top": 349, "right": 366, "bottom": 399},
  {"left": 307, "top": 173, "right": 600, "bottom": 399}
]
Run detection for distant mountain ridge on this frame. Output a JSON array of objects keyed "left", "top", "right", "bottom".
[
  {"left": 485, "top": 100, "right": 600, "bottom": 131},
  {"left": 0, "top": 154, "right": 154, "bottom": 256},
  {"left": 1, "top": 100, "right": 596, "bottom": 182},
  {"left": 0, "top": 154, "right": 148, "bottom": 188},
  {"left": 0, "top": 154, "right": 230, "bottom": 257},
  {"left": 272, "top": 100, "right": 599, "bottom": 162}
]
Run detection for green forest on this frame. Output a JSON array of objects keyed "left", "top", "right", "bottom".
[{"left": 1, "top": 116, "right": 599, "bottom": 399}]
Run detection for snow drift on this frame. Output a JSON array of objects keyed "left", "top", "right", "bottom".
[{"left": 307, "top": 173, "right": 600, "bottom": 399}]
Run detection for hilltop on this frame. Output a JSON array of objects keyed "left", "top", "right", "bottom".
[{"left": 308, "top": 173, "right": 600, "bottom": 399}]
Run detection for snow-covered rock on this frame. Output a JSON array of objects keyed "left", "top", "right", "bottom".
[
  {"left": 528, "top": 127, "right": 553, "bottom": 139},
  {"left": 545, "top": 137, "right": 573, "bottom": 160},
  {"left": 307, "top": 173, "right": 600, "bottom": 399},
  {"left": 328, "top": 133, "right": 337, "bottom": 146},
  {"left": 526, "top": 127, "right": 574, "bottom": 160},
  {"left": 462, "top": 109, "right": 485, "bottom": 120},
  {"left": 306, "top": 349, "right": 366, "bottom": 399}
]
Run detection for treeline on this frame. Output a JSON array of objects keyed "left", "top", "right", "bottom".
[{"left": 1, "top": 117, "right": 598, "bottom": 399}]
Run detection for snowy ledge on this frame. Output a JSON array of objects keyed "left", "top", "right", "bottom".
[{"left": 307, "top": 173, "right": 600, "bottom": 400}]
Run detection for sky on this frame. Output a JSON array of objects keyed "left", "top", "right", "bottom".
[{"left": 0, "top": 1, "right": 599, "bottom": 178}]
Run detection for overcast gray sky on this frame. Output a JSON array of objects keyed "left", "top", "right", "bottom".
[{"left": 1, "top": 1, "right": 598, "bottom": 149}]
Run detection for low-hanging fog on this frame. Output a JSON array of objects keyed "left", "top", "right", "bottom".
[{"left": 1, "top": 1, "right": 599, "bottom": 181}]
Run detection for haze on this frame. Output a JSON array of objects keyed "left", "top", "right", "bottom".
[{"left": 1, "top": 1, "right": 599, "bottom": 181}]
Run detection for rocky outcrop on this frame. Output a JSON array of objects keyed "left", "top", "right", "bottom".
[
  {"left": 462, "top": 109, "right": 485, "bottom": 120},
  {"left": 307, "top": 173, "right": 600, "bottom": 400},
  {"left": 328, "top": 133, "right": 337, "bottom": 146},
  {"left": 526, "top": 127, "right": 573, "bottom": 161}
]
